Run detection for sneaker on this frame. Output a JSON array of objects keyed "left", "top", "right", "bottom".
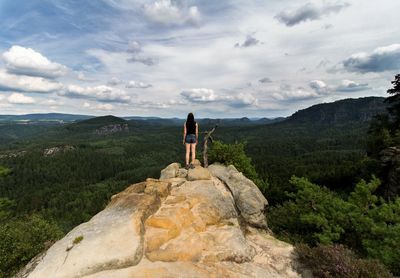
[
  {"left": 185, "top": 164, "right": 190, "bottom": 170},
  {"left": 189, "top": 163, "right": 195, "bottom": 169}
]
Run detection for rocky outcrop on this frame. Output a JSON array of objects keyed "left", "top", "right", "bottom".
[
  {"left": 0, "top": 150, "right": 26, "bottom": 159},
  {"left": 208, "top": 164, "right": 268, "bottom": 229},
  {"left": 95, "top": 124, "right": 129, "bottom": 136},
  {"left": 43, "top": 145, "right": 75, "bottom": 157},
  {"left": 20, "top": 163, "right": 300, "bottom": 278},
  {"left": 379, "top": 146, "right": 400, "bottom": 199}
]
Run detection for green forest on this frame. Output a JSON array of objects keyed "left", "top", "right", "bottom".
[{"left": 0, "top": 75, "right": 399, "bottom": 277}]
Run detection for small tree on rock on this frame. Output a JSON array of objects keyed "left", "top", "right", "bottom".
[{"left": 385, "top": 73, "right": 400, "bottom": 133}]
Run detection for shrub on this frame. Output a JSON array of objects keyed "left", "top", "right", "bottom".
[
  {"left": 0, "top": 166, "right": 11, "bottom": 177},
  {"left": 268, "top": 176, "right": 400, "bottom": 274},
  {"left": 73, "top": 235, "right": 83, "bottom": 245},
  {"left": 296, "top": 243, "right": 393, "bottom": 278},
  {"left": 0, "top": 198, "right": 16, "bottom": 221},
  {"left": 208, "top": 140, "right": 269, "bottom": 193},
  {"left": 0, "top": 214, "right": 63, "bottom": 277}
]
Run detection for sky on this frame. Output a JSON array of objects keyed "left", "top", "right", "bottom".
[{"left": 0, "top": 0, "right": 399, "bottom": 118}]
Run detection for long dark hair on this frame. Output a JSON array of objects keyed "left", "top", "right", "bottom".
[{"left": 186, "top": 112, "right": 195, "bottom": 124}]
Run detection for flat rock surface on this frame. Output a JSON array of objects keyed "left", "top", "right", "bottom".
[{"left": 22, "top": 163, "right": 300, "bottom": 278}]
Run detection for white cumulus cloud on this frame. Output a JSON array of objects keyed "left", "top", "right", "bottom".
[
  {"left": 335, "top": 80, "right": 370, "bottom": 92},
  {"left": 342, "top": 44, "right": 400, "bottom": 73},
  {"left": 309, "top": 80, "right": 331, "bottom": 95},
  {"left": 227, "top": 92, "right": 258, "bottom": 108},
  {"left": 0, "top": 70, "right": 63, "bottom": 93},
  {"left": 273, "top": 84, "right": 318, "bottom": 100},
  {"left": 7, "top": 93, "right": 35, "bottom": 104},
  {"left": 96, "top": 103, "right": 114, "bottom": 111},
  {"left": 2, "top": 45, "right": 68, "bottom": 78},
  {"left": 181, "top": 88, "right": 218, "bottom": 103},
  {"left": 126, "top": 80, "right": 152, "bottom": 89},
  {"left": 181, "top": 88, "right": 258, "bottom": 108},
  {"left": 144, "top": 0, "right": 201, "bottom": 26},
  {"left": 62, "top": 84, "right": 131, "bottom": 103}
]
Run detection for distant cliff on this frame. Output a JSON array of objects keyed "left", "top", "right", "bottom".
[
  {"left": 95, "top": 123, "right": 129, "bottom": 136},
  {"left": 18, "top": 161, "right": 301, "bottom": 278},
  {"left": 286, "top": 96, "right": 387, "bottom": 125}
]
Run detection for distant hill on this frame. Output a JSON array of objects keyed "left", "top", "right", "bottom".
[
  {"left": 195, "top": 117, "right": 285, "bottom": 127},
  {"left": 0, "top": 113, "right": 284, "bottom": 127},
  {"left": 64, "top": 115, "right": 127, "bottom": 132},
  {"left": 284, "top": 97, "right": 387, "bottom": 125},
  {"left": 0, "top": 96, "right": 388, "bottom": 144},
  {"left": 74, "top": 115, "right": 126, "bottom": 126}
]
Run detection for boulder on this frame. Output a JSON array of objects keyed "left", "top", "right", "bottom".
[
  {"left": 144, "top": 178, "right": 171, "bottom": 197},
  {"left": 192, "top": 159, "right": 202, "bottom": 166},
  {"left": 176, "top": 168, "right": 188, "bottom": 178},
  {"left": 159, "top": 162, "right": 180, "bottom": 180},
  {"left": 208, "top": 163, "right": 268, "bottom": 228},
  {"left": 22, "top": 163, "right": 300, "bottom": 278},
  {"left": 26, "top": 183, "right": 160, "bottom": 278},
  {"left": 187, "top": 166, "right": 212, "bottom": 181}
]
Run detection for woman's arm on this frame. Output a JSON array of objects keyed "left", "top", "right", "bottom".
[
  {"left": 196, "top": 123, "right": 198, "bottom": 143},
  {"left": 183, "top": 122, "right": 186, "bottom": 144}
]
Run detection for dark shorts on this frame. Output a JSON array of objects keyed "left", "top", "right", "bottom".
[{"left": 185, "top": 134, "right": 196, "bottom": 144}]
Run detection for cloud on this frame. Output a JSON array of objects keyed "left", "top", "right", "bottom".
[
  {"left": 341, "top": 44, "right": 400, "bottom": 73},
  {"left": 44, "top": 99, "right": 63, "bottom": 106},
  {"left": 272, "top": 84, "right": 318, "bottom": 100},
  {"left": 181, "top": 88, "right": 218, "bottom": 103},
  {"left": 127, "top": 56, "right": 156, "bottom": 66},
  {"left": 234, "top": 35, "right": 260, "bottom": 48},
  {"left": 335, "top": 80, "right": 370, "bottom": 92},
  {"left": 126, "top": 80, "right": 152, "bottom": 89},
  {"left": 275, "top": 2, "right": 350, "bottom": 27},
  {"left": 126, "top": 41, "right": 157, "bottom": 66},
  {"left": 168, "top": 99, "right": 186, "bottom": 105},
  {"left": 181, "top": 88, "right": 257, "bottom": 108},
  {"left": 322, "top": 23, "right": 333, "bottom": 29},
  {"left": 227, "top": 92, "right": 258, "bottom": 108},
  {"left": 61, "top": 84, "right": 131, "bottom": 103},
  {"left": 259, "top": 77, "right": 272, "bottom": 83},
  {"left": 127, "top": 41, "right": 142, "bottom": 54},
  {"left": 137, "top": 100, "right": 170, "bottom": 109},
  {"left": 2, "top": 45, "right": 68, "bottom": 78},
  {"left": 0, "top": 70, "right": 63, "bottom": 93},
  {"left": 7, "top": 93, "right": 35, "bottom": 104},
  {"left": 309, "top": 80, "right": 330, "bottom": 95},
  {"left": 143, "top": 0, "right": 201, "bottom": 26},
  {"left": 317, "top": 59, "right": 330, "bottom": 68},
  {"left": 96, "top": 103, "right": 114, "bottom": 111},
  {"left": 77, "top": 72, "right": 96, "bottom": 82},
  {"left": 107, "top": 77, "right": 123, "bottom": 86},
  {"left": 309, "top": 79, "right": 370, "bottom": 93}
]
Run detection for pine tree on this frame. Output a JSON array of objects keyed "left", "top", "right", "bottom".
[{"left": 385, "top": 73, "right": 400, "bottom": 132}]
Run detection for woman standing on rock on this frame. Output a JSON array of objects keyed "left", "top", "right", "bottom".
[{"left": 183, "top": 112, "right": 198, "bottom": 169}]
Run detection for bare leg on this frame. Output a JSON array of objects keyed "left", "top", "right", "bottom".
[
  {"left": 190, "top": 143, "right": 196, "bottom": 164},
  {"left": 185, "top": 143, "right": 190, "bottom": 166}
]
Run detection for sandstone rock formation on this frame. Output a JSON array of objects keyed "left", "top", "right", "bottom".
[
  {"left": 379, "top": 146, "right": 400, "bottom": 199},
  {"left": 95, "top": 123, "right": 129, "bottom": 136},
  {"left": 43, "top": 145, "right": 75, "bottom": 157},
  {"left": 19, "top": 163, "right": 300, "bottom": 278}
]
